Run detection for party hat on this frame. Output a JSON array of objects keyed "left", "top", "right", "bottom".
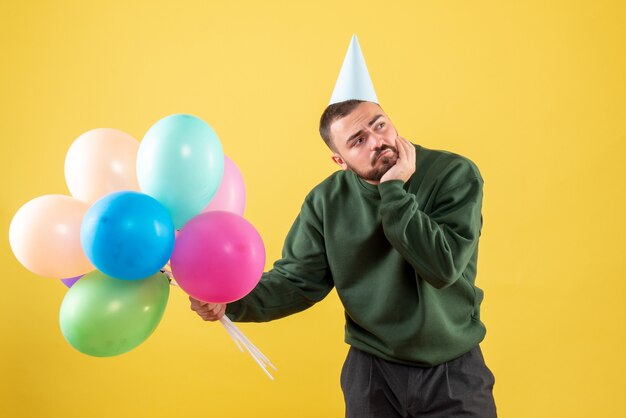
[{"left": 329, "top": 34, "right": 378, "bottom": 105}]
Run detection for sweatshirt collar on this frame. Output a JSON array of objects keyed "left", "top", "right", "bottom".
[{"left": 351, "top": 171, "right": 381, "bottom": 196}]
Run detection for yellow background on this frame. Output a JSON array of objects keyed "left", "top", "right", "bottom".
[{"left": 1, "top": 1, "right": 625, "bottom": 416}]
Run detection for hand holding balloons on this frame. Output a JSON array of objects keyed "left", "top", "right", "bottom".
[{"left": 10, "top": 113, "right": 268, "bottom": 363}]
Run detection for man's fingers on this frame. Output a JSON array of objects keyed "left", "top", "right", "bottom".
[
  {"left": 403, "top": 138, "right": 416, "bottom": 163},
  {"left": 208, "top": 303, "right": 226, "bottom": 319},
  {"left": 189, "top": 296, "right": 206, "bottom": 309},
  {"left": 400, "top": 136, "right": 412, "bottom": 155},
  {"left": 197, "top": 308, "right": 214, "bottom": 320},
  {"left": 396, "top": 136, "right": 412, "bottom": 159},
  {"left": 216, "top": 304, "right": 227, "bottom": 319},
  {"left": 399, "top": 137, "right": 415, "bottom": 164},
  {"left": 190, "top": 300, "right": 226, "bottom": 321},
  {"left": 396, "top": 138, "right": 406, "bottom": 160}
]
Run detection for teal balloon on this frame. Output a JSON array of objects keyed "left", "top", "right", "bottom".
[
  {"left": 137, "top": 114, "right": 224, "bottom": 229},
  {"left": 59, "top": 270, "right": 170, "bottom": 357}
]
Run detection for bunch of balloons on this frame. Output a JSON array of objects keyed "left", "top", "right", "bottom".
[{"left": 9, "top": 115, "right": 265, "bottom": 357}]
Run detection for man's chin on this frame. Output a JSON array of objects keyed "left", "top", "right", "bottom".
[
  {"left": 352, "top": 161, "right": 396, "bottom": 183},
  {"left": 376, "top": 156, "right": 397, "bottom": 172}
]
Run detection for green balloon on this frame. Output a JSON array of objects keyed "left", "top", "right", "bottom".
[{"left": 59, "top": 270, "right": 169, "bottom": 357}]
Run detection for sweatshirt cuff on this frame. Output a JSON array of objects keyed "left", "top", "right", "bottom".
[
  {"left": 225, "top": 301, "right": 243, "bottom": 321},
  {"left": 378, "top": 180, "right": 406, "bottom": 201}
]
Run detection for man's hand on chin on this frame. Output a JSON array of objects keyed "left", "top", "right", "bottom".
[{"left": 380, "top": 136, "right": 416, "bottom": 184}]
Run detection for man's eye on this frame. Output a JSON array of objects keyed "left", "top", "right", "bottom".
[
  {"left": 378, "top": 122, "right": 385, "bottom": 129},
  {"left": 355, "top": 138, "right": 363, "bottom": 146}
]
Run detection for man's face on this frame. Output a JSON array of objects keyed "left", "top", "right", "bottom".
[{"left": 329, "top": 101, "right": 399, "bottom": 184}]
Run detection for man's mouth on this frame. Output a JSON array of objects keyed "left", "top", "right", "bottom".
[{"left": 373, "top": 148, "right": 393, "bottom": 164}]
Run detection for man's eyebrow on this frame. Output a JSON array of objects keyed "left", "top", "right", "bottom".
[
  {"left": 346, "top": 115, "right": 384, "bottom": 143},
  {"left": 368, "top": 114, "right": 384, "bottom": 127}
]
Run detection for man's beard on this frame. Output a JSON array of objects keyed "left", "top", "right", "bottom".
[{"left": 349, "top": 145, "right": 399, "bottom": 182}]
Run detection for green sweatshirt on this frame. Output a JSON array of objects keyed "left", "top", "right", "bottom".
[{"left": 226, "top": 144, "right": 486, "bottom": 366}]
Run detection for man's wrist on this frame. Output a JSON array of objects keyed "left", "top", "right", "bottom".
[{"left": 379, "top": 180, "right": 405, "bottom": 200}]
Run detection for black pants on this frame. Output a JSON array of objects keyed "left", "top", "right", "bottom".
[{"left": 340, "top": 346, "right": 497, "bottom": 418}]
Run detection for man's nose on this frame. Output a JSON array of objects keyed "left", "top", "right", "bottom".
[{"left": 371, "top": 133, "right": 385, "bottom": 150}]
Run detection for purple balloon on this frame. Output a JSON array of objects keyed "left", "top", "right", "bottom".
[{"left": 61, "top": 275, "right": 83, "bottom": 288}]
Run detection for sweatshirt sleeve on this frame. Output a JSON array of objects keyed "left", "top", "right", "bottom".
[
  {"left": 378, "top": 164, "right": 483, "bottom": 289},
  {"left": 226, "top": 197, "right": 334, "bottom": 322}
]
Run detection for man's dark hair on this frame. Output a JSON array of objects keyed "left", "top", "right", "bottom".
[{"left": 318, "top": 99, "right": 365, "bottom": 150}]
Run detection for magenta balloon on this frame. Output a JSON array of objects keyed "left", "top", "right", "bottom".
[
  {"left": 170, "top": 211, "right": 265, "bottom": 303},
  {"left": 201, "top": 156, "right": 246, "bottom": 216}
]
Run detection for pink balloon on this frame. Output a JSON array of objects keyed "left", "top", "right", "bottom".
[
  {"left": 170, "top": 211, "right": 265, "bottom": 303},
  {"left": 9, "top": 195, "right": 94, "bottom": 278},
  {"left": 201, "top": 156, "right": 246, "bottom": 216}
]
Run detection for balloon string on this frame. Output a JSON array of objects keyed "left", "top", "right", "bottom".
[
  {"left": 164, "top": 270, "right": 275, "bottom": 379},
  {"left": 222, "top": 323, "right": 245, "bottom": 352},
  {"left": 222, "top": 316, "right": 276, "bottom": 370},
  {"left": 220, "top": 317, "right": 275, "bottom": 380},
  {"left": 160, "top": 268, "right": 179, "bottom": 287}
]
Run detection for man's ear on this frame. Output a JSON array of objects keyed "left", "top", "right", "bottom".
[{"left": 331, "top": 154, "right": 349, "bottom": 171}]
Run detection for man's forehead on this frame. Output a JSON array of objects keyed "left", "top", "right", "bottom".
[{"left": 331, "top": 103, "right": 384, "bottom": 132}]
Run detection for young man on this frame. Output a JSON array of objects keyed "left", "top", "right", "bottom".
[
  {"left": 191, "top": 99, "right": 496, "bottom": 417},
  {"left": 191, "top": 36, "right": 497, "bottom": 417}
]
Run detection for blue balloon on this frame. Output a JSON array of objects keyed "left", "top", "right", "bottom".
[
  {"left": 81, "top": 191, "right": 175, "bottom": 280},
  {"left": 136, "top": 114, "right": 224, "bottom": 229}
]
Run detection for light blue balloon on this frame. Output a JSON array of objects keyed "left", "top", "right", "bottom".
[
  {"left": 80, "top": 191, "right": 175, "bottom": 280},
  {"left": 137, "top": 114, "right": 224, "bottom": 229}
]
